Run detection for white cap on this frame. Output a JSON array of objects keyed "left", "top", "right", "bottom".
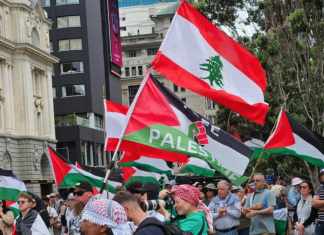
[
  {"left": 292, "top": 177, "right": 303, "bottom": 186},
  {"left": 320, "top": 169, "right": 324, "bottom": 173}
]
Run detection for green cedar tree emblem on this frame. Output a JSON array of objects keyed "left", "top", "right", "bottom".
[{"left": 200, "top": 55, "right": 225, "bottom": 90}]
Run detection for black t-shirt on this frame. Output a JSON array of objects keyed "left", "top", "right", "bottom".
[{"left": 136, "top": 217, "right": 165, "bottom": 235}]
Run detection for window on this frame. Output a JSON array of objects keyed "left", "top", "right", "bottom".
[
  {"left": 131, "top": 67, "right": 136, "bottom": 76},
  {"left": 147, "top": 48, "right": 158, "bottom": 56},
  {"left": 120, "top": 17, "right": 126, "bottom": 21},
  {"left": 206, "top": 98, "right": 216, "bottom": 110},
  {"left": 160, "top": 33, "right": 163, "bottom": 39},
  {"left": 52, "top": 64, "right": 55, "bottom": 75},
  {"left": 48, "top": 18, "right": 52, "bottom": 29},
  {"left": 60, "top": 62, "right": 83, "bottom": 74},
  {"left": 207, "top": 115, "right": 213, "bottom": 123},
  {"left": 50, "top": 41, "right": 53, "bottom": 52},
  {"left": 138, "top": 66, "right": 143, "bottom": 76},
  {"left": 61, "top": 85, "right": 85, "bottom": 97},
  {"left": 181, "top": 87, "right": 185, "bottom": 92},
  {"left": 173, "top": 84, "right": 178, "bottom": 92},
  {"left": 40, "top": 0, "right": 50, "bottom": 6},
  {"left": 81, "top": 141, "right": 93, "bottom": 166},
  {"left": 128, "top": 85, "right": 140, "bottom": 105},
  {"left": 59, "top": 39, "right": 82, "bottom": 51},
  {"left": 170, "top": 18, "right": 173, "bottom": 23},
  {"left": 56, "top": 0, "right": 79, "bottom": 5},
  {"left": 125, "top": 67, "right": 130, "bottom": 76},
  {"left": 57, "top": 16, "right": 81, "bottom": 28},
  {"left": 53, "top": 87, "right": 56, "bottom": 98},
  {"left": 120, "top": 26, "right": 126, "bottom": 31},
  {"left": 34, "top": 73, "right": 40, "bottom": 95},
  {"left": 181, "top": 98, "right": 186, "bottom": 103},
  {"left": 126, "top": 50, "right": 141, "bottom": 58},
  {"left": 31, "top": 28, "right": 39, "bottom": 47},
  {"left": 152, "top": 27, "right": 155, "bottom": 33},
  {"left": 94, "top": 115, "right": 103, "bottom": 131},
  {"left": 96, "top": 144, "right": 104, "bottom": 166}
]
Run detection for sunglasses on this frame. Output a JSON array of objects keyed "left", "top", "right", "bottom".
[
  {"left": 320, "top": 173, "right": 324, "bottom": 176},
  {"left": 140, "top": 191, "right": 146, "bottom": 196},
  {"left": 50, "top": 196, "right": 55, "bottom": 198},
  {"left": 206, "top": 189, "right": 214, "bottom": 192},
  {"left": 232, "top": 190, "right": 240, "bottom": 193},
  {"left": 166, "top": 187, "right": 172, "bottom": 189},
  {"left": 73, "top": 191, "right": 88, "bottom": 197},
  {"left": 252, "top": 179, "right": 261, "bottom": 183},
  {"left": 17, "top": 200, "right": 27, "bottom": 204},
  {"left": 301, "top": 186, "right": 309, "bottom": 189},
  {"left": 68, "top": 199, "right": 74, "bottom": 201}
]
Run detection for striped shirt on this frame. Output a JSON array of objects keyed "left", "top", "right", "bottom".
[{"left": 315, "top": 185, "right": 324, "bottom": 221}]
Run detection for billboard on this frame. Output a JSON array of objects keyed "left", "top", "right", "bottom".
[{"left": 109, "top": 0, "right": 123, "bottom": 67}]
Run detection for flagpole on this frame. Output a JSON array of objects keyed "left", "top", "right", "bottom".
[
  {"left": 103, "top": 87, "right": 109, "bottom": 199},
  {"left": 99, "top": 68, "right": 153, "bottom": 198},
  {"left": 241, "top": 93, "right": 290, "bottom": 198}
]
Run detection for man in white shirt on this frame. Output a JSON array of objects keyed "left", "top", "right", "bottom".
[{"left": 43, "top": 197, "right": 58, "bottom": 235}]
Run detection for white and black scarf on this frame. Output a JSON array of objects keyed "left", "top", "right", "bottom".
[{"left": 295, "top": 195, "right": 316, "bottom": 235}]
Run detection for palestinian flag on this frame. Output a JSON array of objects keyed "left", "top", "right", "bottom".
[
  {"left": 0, "top": 169, "right": 27, "bottom": 202},
  {"left": 118, "top": 152, "right": 174, "bottom": 175},
  {"left": 122, "top": 166, "right": 162, "bottom": 186},
  {"left": 7, "top": 201, "right": 19, "bottom": 218},
  {"left": 178, "top": 157, "right": 215, "bottom": 177},
  {"left": 13, "top": 212, "right": 50, "bottom": 235},
  {"left": 107, "top": 73, "right": 253, "bottom": 179},
  {"left": 274, "top": 208, "right": 287, "bottom": 235},
  {"left": 47, "top": 146, "right": 122, "bottom": 199},
  {"left": 264, "top": 110, "right": 324, "bottom": 168},
  {"left": 245, "top": 138, "right": 266, "bottom": 158},
  {"left": 151, "top": 0, "right": 268, "bottom": 124}
]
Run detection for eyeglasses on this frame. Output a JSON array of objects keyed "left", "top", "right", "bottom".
[
  {"left": 73, "top": 191, "right": 87, "bottom": 197},
  {"left": 320, "top": 172, "right": 324, "bottom": 176},
  {"left": 166, "top": 187, "right": 172, "bottom": 189},
  {"left": 252, "top": 179, "right": 261, "bottom": 183},
  {"left": 232, "top": 191, "right": 240, "bottom": 194},
  {"left": 301, "top": 186, "right": 309, "bottom": 189},
  {"left": 50, "top": 196, "right": 55, "bottom": 198},
  {"left": 68, "top": 199, "right": 74, "bottom": 201},
  {"left": 17, "top": 200, "right": 27, "bottom": 204}
]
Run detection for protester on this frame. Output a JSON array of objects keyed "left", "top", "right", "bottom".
[
  {"left": 157, "top": 184, "right": 211, "bottom": 235},
  {"left": 114, "top": 185, "right": 126, "bottom": 194},
  {"left": 271, "top": 185, "right": 286, "bottom": 209},
  {"left": 268, "top": 180, "right": 275, "bottom": 190},
  {"left": 49, "top": 193, "right": 61, "bottom": 215},
  {"left": 125, "top": 181, "right": 143, "bottom": 197},
  {"left": 43, "top": 197, "right": 58, "bottom": 235},
  {"left": 79, "top": 199, "right": 130, "bottom": 235},
  {"left": 196, "top": 182, "right": 204, "bottom": 192},
  {"left": 62, "top": 180, "right": 95, "bottom": 235},
  {"left": 0, "top": 199, "right": 14, "bottom": 235},
  {"left": 243, "top": 173, "right": 276, "bottom": 235},
  {"left": 30, "top": 193, "right": 50, "bottom": 228},
  {"left": 200, "top": 190, "right": 208, "bottom": 205},
  {"left": 293, "top": 181, "right": 317, "bottom": 235},
  {"left": 275, "top": 176, "right": 288, "bottom": 197},
  {"left": 59, "top": 193, "right": 74, "bottom": 235},
  {"left": 113, "top": 191, "right": 164, "bottom": 234},
  {"left": 312, "top": 169, "right": 324, "bottom": 235},
  {"left": 165, "top": 181, "right": 175, "bottom": 193},
  {"left": 15, "top": 192, "right": 50, "bottom": 235},
  {"left": 204, "top": 183, "right": 218, "bottom": 206},
  {"left": 288, "top": 177, "right": 303, "bottom": 207},
  {"left": 136, "top": 182, "right": 164, "bottom": 221},
  {"left": 231, "top": 186, "right": 250, "bottom": 235},
  {"left": 208, "top": 180, "right": 241, "bottom": 235}
]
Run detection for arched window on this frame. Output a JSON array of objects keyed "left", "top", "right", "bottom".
[
  {"left": 3, "top": 152, "right": 11, "bottom": 170},
  {"left": 31, "top": 28, "right": 39, "bottom": 47}
]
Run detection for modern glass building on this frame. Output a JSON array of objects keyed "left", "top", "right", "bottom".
[{"left": 118, "top": 0, "right": 178, "bottom": 7}]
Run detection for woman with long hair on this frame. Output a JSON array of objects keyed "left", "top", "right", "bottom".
[
  {"left": 0, "top": 200, "right": 14, "bottom": 235},
  {"left": 294, "top": 181, "right": 318, "bottom": 235}
]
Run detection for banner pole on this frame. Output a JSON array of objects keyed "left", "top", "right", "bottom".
[
  {"left": 99, "top": 68, "right": 153, "bottom": 198},
  {"left": 241, "top": 93, "right": 290, "bottom": 198},
  {"left": 103, "top": 87, "right": 109, "bottom": 199}
]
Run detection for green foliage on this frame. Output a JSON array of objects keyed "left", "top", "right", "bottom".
[{"left": 287, "top": 9, "right": 308, "bottom": 34}]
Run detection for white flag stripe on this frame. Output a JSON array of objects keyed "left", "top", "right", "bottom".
[
  {"left": 245, "top": 138, "right": 265, "bottom": 148},
  {"left": 159, "top": 13, "right": 265, "bottom": 105},
  {"left": 106, "top": 112, "right": 126, "bottom": 139},
  {"left": 135, "top": 156, "right": 174, "bottom": 174},
  {"left": 0, "top": 175, "right": 27, "bottom": 191}
]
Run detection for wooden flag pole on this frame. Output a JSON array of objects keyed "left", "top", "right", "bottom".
[
  {"left": 99, "top": 68, "right": 153, "bottom": 198},
  {"left": 241, "top": 93, "right": 290, "bottom": 198},
  {"left": 103, "top": 86, "right": 109, "bottom": 199}
]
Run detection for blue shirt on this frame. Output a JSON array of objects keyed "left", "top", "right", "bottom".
[{"left": 136, "top": 217, "right": 164, "bottom": 235}]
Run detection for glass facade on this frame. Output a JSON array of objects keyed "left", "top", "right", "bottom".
[{"left": 118, "top": 0, "right": 177, "bottom": 7}]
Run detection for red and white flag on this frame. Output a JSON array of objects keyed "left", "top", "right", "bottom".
[{"left": 152, "top": 0, "right": 268, "bottom": 124}]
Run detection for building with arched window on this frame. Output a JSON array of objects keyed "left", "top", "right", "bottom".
[{"left": 0, "top": 0, "right": 59, "bottom": 196}]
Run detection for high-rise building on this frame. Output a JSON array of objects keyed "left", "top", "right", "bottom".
[
  {"left": 41, "top": 0, "right": 122, "bottom": 167},
  {"left": 0, "top": 0, "right": 59, "bottom": 195}
]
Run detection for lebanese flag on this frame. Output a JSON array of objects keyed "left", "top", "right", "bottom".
[
  {"left": 47, "top": 146, "right": 122, "bottom": 199},
  {"left": 122, "top": 166, "right": 162, "bottom": 186},
  {"left": 118, "top": 152, "right": 175, "bottom": 175},
  {"left": 151, "top": 0, "right": 268, "bottom": 124},
  {"left": 264, "top": 110, "right": 324, "bottom": 168},
  {"left": 108, "top": 73, "right": 253, "bottom": 177}
]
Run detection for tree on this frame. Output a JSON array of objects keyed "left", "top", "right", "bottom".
[{"left": 195, "top": 0, "right": 324, "bottom": 187}]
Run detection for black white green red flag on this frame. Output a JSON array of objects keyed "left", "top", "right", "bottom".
[
  {"left": 47, "top": 146, "right": 122, "bottom": 199},
  {"left": 0, "top": 169, "right": 27, "bottom": 202},
  {"left": 122, "top": 166, "right": 162, "bottom": 186},
  {"left": 151, "top": 0, "right": 268, "bottom": 124},
  {"left": 178, "top": 157, "right": 215, "bottom": 177},
  {"left": 264, "top": 110, "right": 324, "bottom": 168}
]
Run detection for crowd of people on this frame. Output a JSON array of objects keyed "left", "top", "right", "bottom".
[{"left": 1, "top": 170, "right": 324, "bottom": 235}]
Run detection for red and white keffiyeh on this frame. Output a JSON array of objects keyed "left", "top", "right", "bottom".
[
  {"left": 82, "top": 199, "right": 130, "bottom": 235},
  {"left": 172, "top": 185, "right": 213, "bottom": 231}
]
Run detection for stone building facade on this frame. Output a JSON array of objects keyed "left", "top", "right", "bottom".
[{"left": 0, "top": 0, "right": 58, "bottom": 196}]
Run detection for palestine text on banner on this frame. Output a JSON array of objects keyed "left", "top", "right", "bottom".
[
  {"left": 104, "top": 75, "right": 253, "bottom": 181},
  {"left": 47, "top": 146, "right": 122, "bottom": 199},
  {"left": 0, "top": 169, "right": 27, "bottom": 202},
  {"left": 151, "top": 0, "right": 268, "bottom": 125},
  {"left": 264, "top": 110, "right": 324, "bottom": 168}
]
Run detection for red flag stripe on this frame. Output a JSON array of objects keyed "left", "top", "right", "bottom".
[{"left": 105, "top": 100, "right": 128, "bottom": 114}]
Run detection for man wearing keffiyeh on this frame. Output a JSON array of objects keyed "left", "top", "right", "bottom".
[
  {"left": 157, "top": 184, "right": 213, "bottom": 235},
  {"left": 80, "top": 199, "right": 131, "bottom": 235}
]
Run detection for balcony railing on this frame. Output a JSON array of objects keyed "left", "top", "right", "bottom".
[{"left": 55, "top": 115, "right": 89, "bottom": 127}]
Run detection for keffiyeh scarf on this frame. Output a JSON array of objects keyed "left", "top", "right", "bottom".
[
  {"left": 172, "top": 185, "right": 213, "bottom": 231},
  {"left": 82, "top": 199, "right": 130, "bottom": 235}
]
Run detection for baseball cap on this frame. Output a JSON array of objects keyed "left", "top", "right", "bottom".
[
  {"left": 135, "top": 182, "right": 159, "bottom": 194},
  {"left": 69, "top": 180, "right": 93, "bottom": 193},
  {"left": 165, "top": 181, "right": 175, "bottom": 187}
]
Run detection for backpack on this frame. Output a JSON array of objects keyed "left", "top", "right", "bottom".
[{"left": 134, "top": 216, "right": 206, "bottom": 235}]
